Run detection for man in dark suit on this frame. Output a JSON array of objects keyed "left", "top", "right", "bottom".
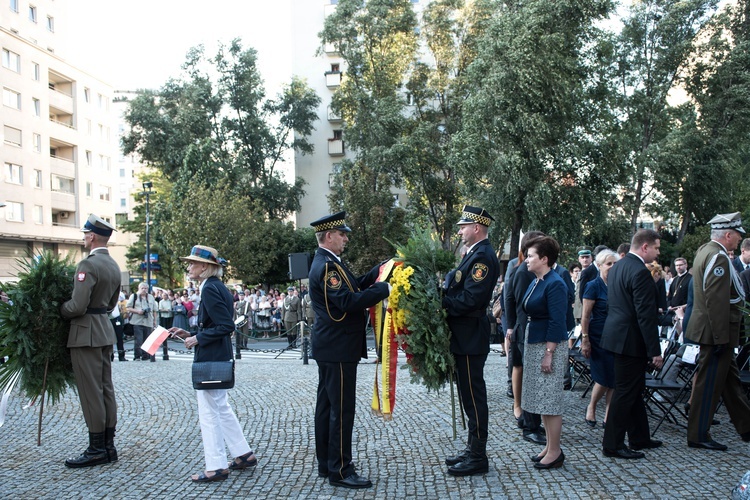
[
  {"left": 61, "top": 214, "right": 122, "bottom": 468},
  {"left": 443, "top": 206, "right": 500, "bottom": 476},
  {"left": 600, "top": 229, "right": 664, "bottom": 459},
  {"left": 685, "top": 213, "right": 750, "bottom": 450},
  {"left": 309, "top": 212, "right": 390, "bottom": 490},
  {"left": 731, "top": 238, "right": 750, "bottom": 274}
]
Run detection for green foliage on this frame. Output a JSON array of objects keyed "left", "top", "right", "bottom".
[
  {"left": 392, "top": 228, "right": 457, "bottom": 391},
  {"left": 0, "top": 252, "right": 77, "bottom": 404}
]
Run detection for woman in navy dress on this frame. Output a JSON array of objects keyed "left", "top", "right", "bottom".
[
  {"left": 521, "top": 236, "right": 569, "bottom": 469},
  {"left": 580, "top": 249, "right": 619, "bottom": 427}
]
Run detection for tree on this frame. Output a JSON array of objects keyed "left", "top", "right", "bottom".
[{"left": 122, "top": 39, "right": 321, "bottom": 219}]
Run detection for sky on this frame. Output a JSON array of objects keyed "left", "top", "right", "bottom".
[{"left": 64, "top": 0, "right": 294, "bottom": 94}]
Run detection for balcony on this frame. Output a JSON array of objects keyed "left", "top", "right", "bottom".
[
  {"left": 49, "top": 104, "right": 75, "bottom": 129},
  {"left": 50, "top": 155, "right": 75, "bottom": 177},
  {"left": 50, "top": 191, "right": 76, "bottom": 212},
  {"left": 51, "top": 210, "right": 78, "bottom": 229},
  {"left": 328, "top": 138, "right": 344, "bottom": 156},
  {"left": 48, "top": 69, "right": 74, "bottom": 98},
  {"left": 48, "top": 87, "right": 74, "bottom": 113},
  {"left": 327, "top": 105, "right": 342, "bottom": 122},
  {"left": 325, "top": 71, "right": 341, "bottom": 88},
  {"left": 324, "top": 42, "right": 338, "bottom": 55}
]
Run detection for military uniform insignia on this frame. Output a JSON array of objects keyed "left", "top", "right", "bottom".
[
  {"left": 455, "top": 270, "right": 462, "bottom": 283},
  {"left": 77, "top": 272, "right": 87, "bottom": 282},
  {"left": 714, "top": 267, "right": 724, "bottom": 277},
  {"left": 326, "top": 270, "right": 343, "bottom": 289},
  {"left": 471, "top": 263, "right": 488, "bottom": 282}
]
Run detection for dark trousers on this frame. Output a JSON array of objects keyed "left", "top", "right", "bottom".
[
  {"left": 454, "top": 353, "right": 489, "bottom": 441},
  {"left": 110, "top": 318, "right": 125, "bottom": 359},
  {"left": 70, "top": 346, "right": 117, "bottom": 433},
  {"left": 603, "top": 353, "right": 650, "bottom": 450},
  {"left": 688, "top": 344, "right": 750, "bottom": 442},
  {"left": 315, "top": 361, "right": 357, "bottom": 480},
  {"left": 132, "top": 325, "right": 150, "bottom": 360}
]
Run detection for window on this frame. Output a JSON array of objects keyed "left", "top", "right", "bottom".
[
  {"left": 84, "top": 87, "right": 90, "bottom": 103},
  {"left": 98, "top": 93, "right": 104, "bottom": 109},
  {"left": 32, "top": 133, "right": 40, "bottom": 152},
  {"left": 85, "top": 150, "right": 92, "bottom": 167},
  {"left": 98, "top": 185, "right": 111, "bottom": 201},
  {"left": 85, "top": 181, "right": 92, "bottom": 197},
  {"left": 28, "top": 5, "right": 36, "bottom": 23},
  {"left": 5, "top": 162, "right": 22, "bottom": 184},
  {"left": 33, "top": 205, "right": 43, "bottom": 224},
  {"left": 33, "top": 169, "right": 42, "bottom": 188},
  {"left": 3, "top": 87, "right": 20, "bottom": 109},
  {"left": 86, "top": 119, "right": 91, "bottom": 135},
  {"left": 32, "top": 97, "right": 40, "bottom": 116},
  {"left": 119, "top": 168, "right": 126, "bottom": 177},
  {"left": 120, "top": 198, "right": 127, "bottom": 208},
  {"left": 98, "top": 123, "right": 104, "bottom": 139},
  {"left": 32, "top": 62, "right": 39, "bottom": 81},
  {"left": 2, "top": 48, "right": 20, "bottom": 72},
  {"left": 46, "top": 15, "right": 53, "bottom": 32},
  {"left": 5, "top": 201, "right": 23, "bottom": 222},
  {"left": 3, "top": 125, "right": 21, "bottom": 146},
  {"left": 10, "top": 0, "right": 18, "bottom": 13},
  {"left": 51, "top": 175, "right": 74, "bottom": 194},
  {"left": 332, "top": 130, "right": 343, "bottom": 140}
]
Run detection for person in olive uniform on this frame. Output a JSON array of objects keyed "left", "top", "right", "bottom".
[
  {"left": 443, "top": 206, "right": 500, "bottom": 476},
  {"left": 685, "top": 212, "right": 750, "bottom": 450},
  {"left": 309, "top": 212, "right": 390, "bottom": 490},
  {"left": 61, "top": 214, "right": 122, "bottom": 468}
]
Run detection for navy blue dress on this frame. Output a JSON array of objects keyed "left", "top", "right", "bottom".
[{"left": 583, "top": 277, "right": 615, "bottom": 388}]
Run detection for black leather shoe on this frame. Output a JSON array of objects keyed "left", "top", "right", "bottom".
[
  {"left": 534, "top": 450, "right": 564, "bottom": 469},
  {"left": 602, "top": 447, "right": 645, "bottom": 459},
  {"left": 329, "top": 473, "right": 373, "bottom": 489},
  {"left": 630, "top": 439, "right": 662, "bottom": 450},
  {"left": 523, "top": 431, "right": 547, "bottom": 445},
  {"left": 741, "top": 431, "right": 750, "bottom": 443},
  {"left": 447, "top": 456, "right": 489, "bottom": 476},
  {"left": 688, "top": 439, "right": 728, "bottom": 451},
  {"left": 506, "top": 386, "right": 514, "bottom": 398},
  {"left": 65, "top": 432, "right": 109, "bottom": 468},
  {"left": 563, "top": 383, "right": 572, "bottom": 391},
  {"left": 530, "top": 453, "right": 545, "bottom": 463},
  {"left": 445, "top": 448, "right": 470, "bottom": 466}
]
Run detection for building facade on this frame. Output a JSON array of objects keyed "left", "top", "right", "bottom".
[{"left": 0, "top": 0, "right": 126, "bottom": 281}]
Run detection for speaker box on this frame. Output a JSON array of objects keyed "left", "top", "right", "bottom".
[{"left": 288, "top": 253, "right": 310, "bottom": 280}]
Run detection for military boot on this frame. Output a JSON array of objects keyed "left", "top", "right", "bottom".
[
  {"left": 445, "top": 434, "right": 473, "bottom": 466},
  {"left": 65, "top": 432, "right": 109, "bottom": 468},
  {"left": 105, "top": 427, "right": 118, "bottom": 462},
  {"left": 447, "top": 437, "right": 488, "bottom": 476}
]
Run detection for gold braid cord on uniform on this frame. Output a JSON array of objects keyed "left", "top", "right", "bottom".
[{"left": 323, "top": 262, "right": 355, "bottom": 322}]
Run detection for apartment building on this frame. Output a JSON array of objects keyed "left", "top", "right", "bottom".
[{"left": 0, "top": 0, "right": 124, "bottom": 281}]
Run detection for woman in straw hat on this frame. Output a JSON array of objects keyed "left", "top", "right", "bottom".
[{"left": 169, "top": 245, "right": 257, "bottom": 483}]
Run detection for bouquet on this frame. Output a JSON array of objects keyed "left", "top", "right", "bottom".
[{"left": 0, "top": 251, "right": 77, "bottom": 444}]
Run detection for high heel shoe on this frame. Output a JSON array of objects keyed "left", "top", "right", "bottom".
[
  {"left": 191, "top": 468, "right": 230, "bottom": 482},
  {"left": 534, "top": 450, "right": 564, "bottom": 470},
  {"left": 229, "top": 451, "right": 258, "bottom": 470},
  {"left": 585, "top": 418, "right": 597, "bottom": 428},
  {"left": 530, "top": 453, "right": 545, "bottom": 463}
]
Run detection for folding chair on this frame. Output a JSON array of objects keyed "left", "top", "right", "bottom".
[
  {"left": 643, "top": 343, "right": 698, "bottom": 437},
  {"left": 567, "top": 326, "right": 593, "bottom": 393}
]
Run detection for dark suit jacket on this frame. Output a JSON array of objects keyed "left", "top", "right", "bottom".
[
  {"left": 309, "top": 248, "right": 389, "bottom": 362},
  {"left": 194, "top": 276, "right": 235, "bottom": 363},
  {"left": 505, "top": 261, "right": 534, "bottom": 340},
  {"left": 668, "top": 272, "right": 692, "bottom": 308},
  {"left": 554, "top": 264, "right": 575, "bottom": 331},
  {"left": 732, "top": 256, "right": 747, "bottom": 275},
  {"left": 443, "top": 239, "right": 500, "bottom": 355},
  {"left": 600, "top": 253, "right": 661, "bottom": 358},
  {"left": 578, "top": 264, "right": 599, "bottom": 302}
]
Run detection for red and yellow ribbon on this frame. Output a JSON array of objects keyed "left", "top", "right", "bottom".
[{"left": 370, "top": 259, "right": 399, "bottom": 420}]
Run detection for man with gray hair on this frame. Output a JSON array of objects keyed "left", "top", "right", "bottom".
[{"left": 685, "top": 212, "right": 750, "bottom": 450}]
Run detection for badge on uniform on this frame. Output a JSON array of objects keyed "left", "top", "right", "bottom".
[
  {"left": 326, "top": 270, "right": 343, "bottom": 289},
  {"left": 471, "top": 263, "right": 488, "bottom": 282},
  {"left": 714, "top": 267, "right": 725, "bottom": 277},
  {"left": 455, "top": 270, "right": 462, "bottom": 283},
  {"left": 77, "top": 272, "right": 87, "bottom": 282}
]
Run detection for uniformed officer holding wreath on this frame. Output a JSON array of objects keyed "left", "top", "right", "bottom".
[
  {"left": 61, "top": 214, "right": 122, "bottom": 468},
  {"left": 442, "top": 206, "right": 500, "bottom": 476},
  {"left": 308, "top": 212, "right": 390, "bottom": 490}
]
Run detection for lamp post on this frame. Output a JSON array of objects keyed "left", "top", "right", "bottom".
[{"left": 140, "top": 182, "right": 168, "bottom": 360}]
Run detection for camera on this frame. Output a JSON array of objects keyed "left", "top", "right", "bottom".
[{"left": 142, "top": 308, "right": 151, "bottom": 315}]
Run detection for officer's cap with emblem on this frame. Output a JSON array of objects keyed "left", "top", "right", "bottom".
[
  {"left": 310, "top": 211, "right": 351, "bottom": 233},
  {"left": 708, "top": 212, "right": 745, "bottom": 234},
  {"left": 180, "top": 245, "right": 227, "bottom": 267},
  {"left": 81, "top": 214, "right": 116, "bottom": 237},
  {"left": 457, "top": 205, "right": 494, "bottom": 226}
]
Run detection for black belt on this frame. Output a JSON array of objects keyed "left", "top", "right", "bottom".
[{"left": 86, "top": 307, "right": 107, "bottom": 314}]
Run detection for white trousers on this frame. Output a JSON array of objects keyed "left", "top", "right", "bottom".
[{"left": 196, "top": 389, "right": 252, "bottom": 471}]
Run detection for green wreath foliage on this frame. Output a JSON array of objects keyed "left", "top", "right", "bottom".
[
  {"left": 392, "top": 228, "right": 457, "bottom": 392},
  {"left": 0, "top": 251, "right": 77, "bottom": 404}
]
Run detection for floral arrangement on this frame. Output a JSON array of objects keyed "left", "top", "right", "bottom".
[
  {"left": 0, "top": 251, "right": 77, "bottom": 444},
  {"left": 388, "top": 228, "right": 456, "bottom": 392}
]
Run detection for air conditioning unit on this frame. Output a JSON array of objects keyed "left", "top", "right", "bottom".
[{"left": 59, "top": 212, "right": 69, "bottom": 218}]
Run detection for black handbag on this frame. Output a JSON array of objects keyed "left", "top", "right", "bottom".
[{"left": 192, "top": 360, "right": 235, "bottom": 390}]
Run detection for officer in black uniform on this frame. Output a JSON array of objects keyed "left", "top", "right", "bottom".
[
  {"left": 308, "top": 212, "right": 390, "bottom": 490},
  {"left": 443, "top": 206, "right": 500, "bottom": 476}
]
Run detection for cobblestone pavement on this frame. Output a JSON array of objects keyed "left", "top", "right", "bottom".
[{"left": 0, "top": 349, "right": 748, "bottom": 499}]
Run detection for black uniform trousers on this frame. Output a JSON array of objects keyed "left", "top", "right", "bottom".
[
  {"left": 603, "top": 353, "right": 650, "bottom": 450},
  {"left": 688, "top": 344, "right": 750, "bottom": 442},
  {"left": 454, "top": 353, "right": 489, "bottom": 441},
  {"left": 315, "top": 361, "right": 357, "bottom": 480},
  {"left": 109, "top": 317, "right": 125, "bottom": 357}
]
